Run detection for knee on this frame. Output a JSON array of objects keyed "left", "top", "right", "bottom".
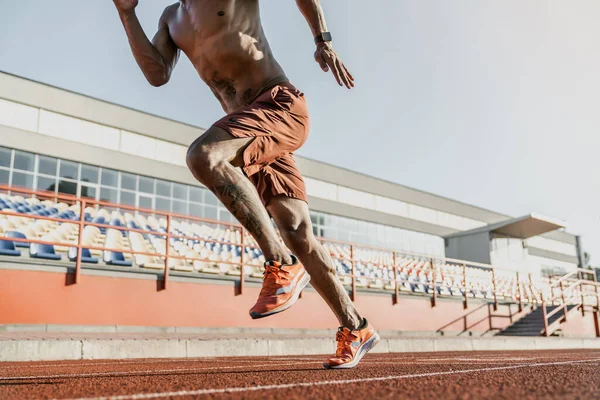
[
  {"left": 186, "top": 140, "right": 225, "bottom": 180},
  {"left": 280, "top": 224, "right": 314, "bottom": 256}
]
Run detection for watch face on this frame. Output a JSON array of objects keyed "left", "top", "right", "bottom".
[{"left": 316, "top": 32, "right": 332, "bottom": 43}]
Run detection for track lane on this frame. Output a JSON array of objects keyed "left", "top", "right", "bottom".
[{"left": 0, "top": 350, "right": 598, "bottom": 400}]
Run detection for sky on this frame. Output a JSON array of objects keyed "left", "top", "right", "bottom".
[{"left": 1, "top": 1, "right": 598, "bottom": 262}]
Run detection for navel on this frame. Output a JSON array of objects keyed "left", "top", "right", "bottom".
[{"left": 217, "top": 11, "right": 225, "bottom": 16}]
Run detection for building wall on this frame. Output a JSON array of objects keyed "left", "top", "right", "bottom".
[
  {"left": 490, "top": 235, "right": 530, "bottom": 273},
  {"left": 445, "top": 232, "right": 492, "bottom": 265},
  {"left": 527, "top": 254, "right": 578, "bottom": 279}
]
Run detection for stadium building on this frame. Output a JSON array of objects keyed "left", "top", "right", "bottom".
[{"left": 0, "top": 71, "right": 596, "bottom": 337}]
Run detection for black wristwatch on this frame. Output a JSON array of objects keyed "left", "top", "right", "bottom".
[{"left": 314, "top": 32, "right": 332, "bottom": 44}]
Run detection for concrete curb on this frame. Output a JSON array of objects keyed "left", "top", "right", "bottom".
[{"left": 2, "top": 336, "right": 599, "bottom": 362}]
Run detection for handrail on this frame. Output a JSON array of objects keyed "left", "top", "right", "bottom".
[
  {"left": 1, "top": 183, "right": 531, "bottom": 275},
  {"left": 549, "top": 269, "right": 596, "bottom": 288},
  {"left": 546, "top": 304, "right": 567, "bottom": 320},
  {"left": 549, "top": 280, "right": 600, "bottom": 303},
  {"left": 541, "top": 272, "right": 600, "bottom": 337}
]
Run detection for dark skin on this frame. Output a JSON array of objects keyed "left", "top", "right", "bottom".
[
  {"left": 114, "top": 0, "right": 362, "bottom": 329},
  {"left": 113, "top": 0, "right": 354, "bottom": 112}
]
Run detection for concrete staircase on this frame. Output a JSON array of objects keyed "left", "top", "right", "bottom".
[{"left": 497, "top": 305, "right": 577, "bottom": 337}]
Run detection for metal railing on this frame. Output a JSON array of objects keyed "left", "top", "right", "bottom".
[
  {"left": 1, "top": 184, "right": 599, "bottom": 321},
  {"left": 541, "top": 268, "right": 600, "bottom": 337}
]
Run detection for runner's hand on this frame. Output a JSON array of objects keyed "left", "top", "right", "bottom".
[
  {"left": 113, "top": 0, "right": 139, "bottom": 13},
  {"left": 314, "top": 42, "right": 354, "bottom": 89}
]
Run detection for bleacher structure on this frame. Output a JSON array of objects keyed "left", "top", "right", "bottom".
[{"left": 1, "top": 187, "right": 599, "bottom": 337}]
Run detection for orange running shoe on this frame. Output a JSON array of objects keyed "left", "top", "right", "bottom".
[
  {"left": 323, "top": 318, "right": 380, "bottom": 369},
  {"left": 249, "top": 255, "right": 311, "bottom": 319}
]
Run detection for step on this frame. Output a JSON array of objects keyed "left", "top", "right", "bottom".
[{"left": 1, "top": 333, "right": 600, "bottom": 362}]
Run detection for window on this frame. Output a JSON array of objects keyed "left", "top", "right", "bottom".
[
  {"left": 12, "top": 172, "right": 34, "bottom": 189},
  {"left": 0, "top": 169, "right": 9, "bottom": 185},
  {"left": 156, "top": 180, "right": 171, "bottom": 197},
  {"left": 204, "top": 206, "right": 218, "bottom": 220},
  {"left": 189, "top": 203, "right": 203, "bottom": 218},
  {"left": 172, "top": 200, "right": 187, "bottom": 214},
  {"left": 138, "top": 177, "right": 154, "bottom": 194},
  {"left": 156, "top": 197, "right": 171, "bottom": 212},
  {"left": 120, "top": 173, "right": 136, "bottom": 191},
  {"left": 37, "top": 176, "right": 56, "bottom": 192},
  {"left": 38, "top": 156, "right": 58, "bottom": 176},
  {"left": 57, "top": 179, "right": 77, "bottom": 195},
  {"left": 59, "top": 160, "right": 78, "bottom": 180},
  {"left": 189, "top": 187, "right": 205, "bottom": 203},
  {"left": 13, "top": 151, "right": 34, "bottom": 172},
  {"left": 100, "top": 187, "right": 118, "bottom": 203},
  {"left": 101, "top": 168, "right": 118, "bottom": 187},
  {"left": 173, "top": 184, "right": 187, "bottom": 200},
  {"left": 120, "top": 191, "right": 135, "bottom": 206},
  {"left": 0, "top": 147, "right": 11, "bottom": 168},
  {"left": 138, "top": 194, "right": 153, "bottom": 210},
  {"left": 220, "top": 209, "right": 235, "bottom": 223},
  {"left": 80, "top": 165, "right": 99, "bottom": 184},
  {"left": 80, "top": 185, "right": 97, "bottom": 199},
  {"left": 205, "top": 191, "right": 219, "bottom": 206}
]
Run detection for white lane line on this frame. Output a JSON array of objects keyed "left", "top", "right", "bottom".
[
  {"left": 0, "top": 361, "right": 317, "bottom": 381},
  {"left": 419, "top": 357, "right": 537, "bottom": 362},
  {"left": 358, "top": 360, "right": 538, "bottom": 366},
  {"left": 5, "top": 351, "right": 597, "bottom": 370},
  {"left": 0, "top": 358, "right": 293, "bottom": 370},
  {"left": 66, "top": 358, "right": 600, "bottom": 400}
]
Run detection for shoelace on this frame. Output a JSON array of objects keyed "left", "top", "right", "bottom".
[
  {"left": 335, "top": 330, "right": 357, "bottom": 357},
  {"left": 259, "top": 264, "right": 291, "bottom": 295}
]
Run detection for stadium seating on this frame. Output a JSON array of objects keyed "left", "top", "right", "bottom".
[
  {"left": 0, "top": 192, "right": 548, "bottom": 304},
  {"left": 67, "top": 247, "right": 99, "bottom": 264},
  {"left": 30, "top": 243, "right": 62, "bottom": 260},
  {"left": 0, "top": 239, "right": 20, "bottom": 256}
]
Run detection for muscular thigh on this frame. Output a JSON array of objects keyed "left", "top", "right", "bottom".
[{"left": 188, "top": 125, "right": 254, "bottom": 168}]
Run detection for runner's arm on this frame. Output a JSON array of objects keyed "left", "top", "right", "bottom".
[
  {"left": 115, "top": 4, "right": 180, "bottom": 87},
  {"left": 295, "top": 0, "right": 354, "bottom": 88}
]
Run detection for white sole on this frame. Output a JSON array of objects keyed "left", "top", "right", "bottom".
[
  {"left": 250, "top": 270, "right": 311, "bottom": 319},
  {"left": 323, "top": 332, "right": 380, "bottom": 369}
]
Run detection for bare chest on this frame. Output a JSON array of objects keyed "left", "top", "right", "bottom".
[{"left": 167, "top": 0, "right": 247, "bottom": 54}]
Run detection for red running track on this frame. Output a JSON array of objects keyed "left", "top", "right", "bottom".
[{"left": 1, "top": 350, "right": 599, "bottom": 399}]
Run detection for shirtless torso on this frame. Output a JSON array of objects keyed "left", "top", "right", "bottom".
[
  {"left": 114, "top": 0, "right": 353, "bottom": 114},
  {"left": 164, "top": 0, "right": 286, "bottom": 112}
]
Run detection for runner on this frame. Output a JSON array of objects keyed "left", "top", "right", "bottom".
[{"left": 113, "top": 0, "right": 378, "bottom": 368}]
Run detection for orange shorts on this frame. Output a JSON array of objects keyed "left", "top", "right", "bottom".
[{"left": 213, "top": 82, "right": 310, "bottom": 206}]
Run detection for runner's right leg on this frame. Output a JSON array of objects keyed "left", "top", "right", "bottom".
[
  {"left": 186, "top": 126, "right": 291, "bottom": 265},
  {"left": 186, "top": 126, "right": 310, "bottom": 319}
]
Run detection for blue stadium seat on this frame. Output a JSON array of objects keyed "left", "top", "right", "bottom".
[
  {"left": 67, "top": 247, "right": 99, "bottom": 264},
  {"left": 0, "top": 239, "right": 21, "bottom": 256},
  {"left": 110, "top": 219, "right": 123, "bottom": 227},
  {"left": 127, "top": 221, "right": 140, "bottom": 230},
  {"left": 5, "top": 231, "right": 29, "bottom": 248},
  {"left": 29, "top": 243, "right": 62, "bottom": 260},
  {"left": 110, "top": 219, "right": 127, "bottom": 236},
  {"left": 103, "top": 251, "right": 132, "bottom": 267}
]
